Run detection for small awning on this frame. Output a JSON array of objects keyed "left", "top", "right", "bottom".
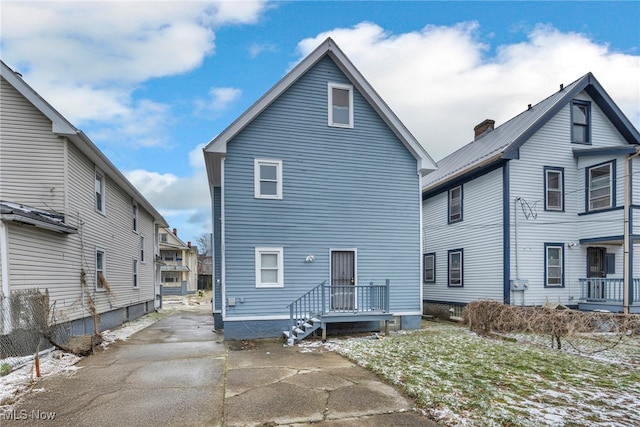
[{"left": 0, "top": 201, "right": 77, "bottom": 234}]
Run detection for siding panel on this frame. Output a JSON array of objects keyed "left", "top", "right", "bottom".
[{"left": 223, "top": 56, "right": 421, "bottom": 319}]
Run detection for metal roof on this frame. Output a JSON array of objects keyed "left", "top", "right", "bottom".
[{"left": 422, "top": 72, "right": 640, "bottom": 194}]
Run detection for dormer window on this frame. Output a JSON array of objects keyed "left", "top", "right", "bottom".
[
  {"left": 571, "top": 100, "right": 590, "bottom": 144},
  {"left": 328, "top": 83, "right": 353, "bottom": 128}
]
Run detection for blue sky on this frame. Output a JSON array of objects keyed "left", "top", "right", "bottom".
[{"left": 2, "top": 1, "right": 639, "bottom": 247}]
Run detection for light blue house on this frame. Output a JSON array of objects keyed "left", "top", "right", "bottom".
[
  {"left": 422, "top": 73, "right": 640, "bottom": 316},
  {"left": 204, "top": 38, "right": 436, "bottom": 341}
]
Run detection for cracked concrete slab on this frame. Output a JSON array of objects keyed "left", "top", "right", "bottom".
[{"left": 4, "top": 308, "right": 439, "bottom": 427}]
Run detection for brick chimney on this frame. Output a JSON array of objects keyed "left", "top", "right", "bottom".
[
  {"left": 187, "top": 241, "right": 191, "bottom": 248},
  {"left": 474, "top": 119, "right": 495, "bottom": 141},
  {"left": 172, "top": 228, "right": 177, "bottom": 235}
]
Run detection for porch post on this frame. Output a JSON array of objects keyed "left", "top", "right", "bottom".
[
  {"left": 623, "top": 147, "right": 640, "bottom": 314},
  {"left": 385, "top": 279, "right": 390, "bottom": 312}
]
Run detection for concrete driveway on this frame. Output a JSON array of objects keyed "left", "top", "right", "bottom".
[{"left": 5, "top": 306, "right": 437, "bottom": 426}]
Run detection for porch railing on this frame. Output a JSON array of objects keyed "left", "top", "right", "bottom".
[
  {"left": 287, "top": 280, "right": 390, "bottom": 338},
  {"left": 579, "top": 278, "right": 640, "bottom": 303}
]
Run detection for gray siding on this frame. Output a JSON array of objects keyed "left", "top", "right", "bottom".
[
  {"left": 423, "top": 167, "right": 504, "bottom": 304},
  {"left": 1, "top": 76, "right": 158, "bottom": 325},
  {"left": 0, "top": 77, "right": 65, "bottom": 212},
  {"left": 223, "top": 56, "right": 421, "bottom": 320}
]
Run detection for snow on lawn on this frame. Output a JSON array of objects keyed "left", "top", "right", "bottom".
[
  {"left": 0, "top": 309, "right": 171, "bottom": 408},
  {"left": 300, "top": 322, "right": 640, "bottom": 426}
]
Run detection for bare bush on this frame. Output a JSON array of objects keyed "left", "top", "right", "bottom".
[{"left": 463, "top": 300, "right": 640, "bottom": 354}]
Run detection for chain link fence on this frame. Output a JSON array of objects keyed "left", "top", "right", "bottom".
[{"left": 1, "top": 289, "right": 70, "bottom": 376}]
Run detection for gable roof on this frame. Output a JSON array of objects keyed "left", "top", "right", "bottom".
[
  {"left": 204, "top": 38, "right": 437, "bottom": 187},
  {"left": 0, "top": 60, "right": 168, "bottom": 228},
  {"left": 422, "top": 72, "right": 640, "bottom": 194}
]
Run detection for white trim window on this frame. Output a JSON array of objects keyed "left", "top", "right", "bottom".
[
  {"left": 140, "top": 235, "right": 145, "bottom": 263},
  {"left": 545, "top": 244, "right": 564, "bottom": 287},
  {"left": 588, "top": 162, "right": 612, "bottom": 211},
  {"left": 328, "top": 83, "right": 353, "bottom": 128},
  {"left": 448, "top": 186, "right": 462, "bottom": 223},
  {"left": 133, "top": 259, "right": 139, "bottom": 288},
  {"left": 95, "top": 169, "right": 105, "bottom": 213},
  {"left": 132, "top": 202, "right": 138, "bottom": 232},
  {"left": 545, "top": 167, "right": 564, "bottom": 211},
  {"left": 255, "top": 247, "right": 284, "bottom": 288},
  {"left": 96, "top": 248, "right": 107, "bottom": 291},
  {"left": 254, "top": 159, "right": 283, "bottom": 199}
]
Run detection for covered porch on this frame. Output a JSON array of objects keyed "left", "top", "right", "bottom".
[{"left": 578, "top": 278, "right": 640, "bottom": 314}]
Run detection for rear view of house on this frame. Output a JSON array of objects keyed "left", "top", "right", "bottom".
[
  {"left": 422, "top": 73, "right": 640, "bottom": 316},
  {"left": 0, "top": 60, "right": 168, "bottom": 336},
  {"left": 204, "top": 38, "right": 437, "bottom": 341}
]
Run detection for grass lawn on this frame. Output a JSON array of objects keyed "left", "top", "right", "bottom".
[{"left": 331, "top": 321, "right": 640, "bottom": 426}]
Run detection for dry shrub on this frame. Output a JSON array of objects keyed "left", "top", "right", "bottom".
[{"left": 463, "top": 300, "right": 640, "bottom": 352}]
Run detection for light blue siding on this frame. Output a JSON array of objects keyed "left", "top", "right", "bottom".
[{"left": 223, "top": 56, "right": 421, "bottom": 321}]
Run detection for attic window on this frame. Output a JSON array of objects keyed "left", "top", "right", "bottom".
[
  {"left": 571, "top": 100, "right": 590, "bottom": 144},
  {"left": 328, "top": 83, "right": 353, "bottom": 128}
]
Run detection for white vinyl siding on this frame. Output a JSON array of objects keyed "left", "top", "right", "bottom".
[
  {"left": 328, "top": 82, "right": 353, "bottom": 128},
  {"left": 0, "top": 77, "right": 66, "bottom": 212},
  {"left": 255, "top": 247, "right": 284, "bottom": 288}
]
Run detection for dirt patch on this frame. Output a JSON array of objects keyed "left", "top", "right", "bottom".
[
  {"left": 62, "top": 335, "right": 103, "bottom": 356},
  {"left": 227, "top": 340, "right": 258, "bottom": 351}
]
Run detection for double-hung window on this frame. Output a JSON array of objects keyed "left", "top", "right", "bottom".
[
  {"left": 254, "top": 159, "right": 283, "bottom": 199},
  {"left": 587, "top": 162, "right": 613, "bottom": 211},
  {"left": 96, "top": 248, "right": 106, "bottom": 291},
  {"left": 328, "top": 83, "right": 353, "bottom": 128},
  {"left": 423, "top": 253, "right": 435, "bottom": 283},
  {"left": 544, "top": 167, "right": 564, "bottom": 211},
  {"left": 545, "top": 244, "right": 564, "bottom": 287},
  {"left": 95, "top": 170, "right": 105, "bottom": 213},
  {"left": 255, "top": 247, "right": 284, "bottom": 288},
  {"left": 571, "top": 100, "right": 590, "bottom": 144},
  {"left": 133, "top": 259, "right": 139, "bottom": 288},
  {"left": 448, "top": 186, "right": 462, "bottom": 223},
  {"left": 140, "top": 235, "right": 145, "bottom": 263},
  {"left": 448, "top": 249, "right": 463, "bottom": 287}
]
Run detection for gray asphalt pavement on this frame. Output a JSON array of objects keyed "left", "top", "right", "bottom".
[{"left": 4, "top": 306, "right": 437, "bottom": 426}]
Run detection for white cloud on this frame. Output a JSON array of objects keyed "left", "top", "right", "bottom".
[
  {"left": 297, "top": 22, "right": 640, "bottom": 160},
  {"left": 195, "top": 87, "right": 242, "bottom": 114},
  {"left": 125, "top": 145, "right": 211, "bottom": 240},
  {"left": 248, "top": 42, "right": 279, "bottom": 58},
  {"left": 1, "top": 0, "right": 269, "bottom": 143}
]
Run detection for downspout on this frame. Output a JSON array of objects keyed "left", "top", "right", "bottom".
[
  {"left": 1, "top": 220, "right": 11, "bottom": 334},
  {"left": 514, "top": 197, "right": 521, "bottom": 280},
  {"left": 623, "top": 146, "right": 640, "bottom": 314}
]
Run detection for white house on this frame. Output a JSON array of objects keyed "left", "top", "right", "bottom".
[
  {"left": 159, "top": 228, "right": 198, "bottom": 296},
  {"left": 0, "top": 60, "right": 168, "bottom": 336},
  {"left": 422, "top": 73, "right": 640, "bottom": 316}
]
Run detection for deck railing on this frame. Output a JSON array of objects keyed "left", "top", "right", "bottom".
[
  {"left": 579, "top": 278, "right": 640, "bottom": 303},
  {"left": 287, "top": 280, "right": 390, "bottom": 338}
]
